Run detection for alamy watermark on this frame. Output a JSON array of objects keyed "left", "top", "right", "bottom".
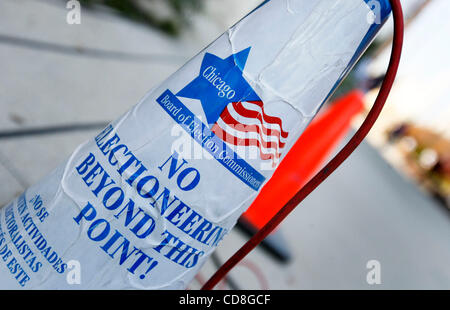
[
  {"left": 66, "top": 259, "right": 82, "bottom": 285},
  {"left": 64, "top": 1, "right": 382, "bottom": 29},
  {"left": 366, "top": 0, "right": 383, "bottom": 25},
  {"left": 169, "top": 120, "right": 282, "bottom": 172},
  {"left": 366, "top": 259, "right": 382, "bottom": 285},
  {"left": 66, "top": 0, "right": 81, "bottom": 25}
]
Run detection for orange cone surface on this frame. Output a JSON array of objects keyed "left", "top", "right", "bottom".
[{"left": 242, "top": 90, "right": 365, "bottom": 230}]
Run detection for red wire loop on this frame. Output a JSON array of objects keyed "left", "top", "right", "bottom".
[{"left": 202, "top": 0, "right": 404, "bottom": 290}]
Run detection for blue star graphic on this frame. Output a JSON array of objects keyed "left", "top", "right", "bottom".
[{"left": 176, "top": 47, "right": 260, "bottom": 127}]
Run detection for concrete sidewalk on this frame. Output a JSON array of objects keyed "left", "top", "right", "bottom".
[{"left": 195, "top": 141, "right": 450, "bottom": 289}]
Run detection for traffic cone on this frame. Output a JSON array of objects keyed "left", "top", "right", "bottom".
[{"left": 238, "top": 90, "right": 366, "bottom": 260}]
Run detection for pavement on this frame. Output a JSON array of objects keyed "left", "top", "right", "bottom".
[
  {"left": 196, "top": 141, "right": 450, "bottom": 290},
  {"left": 1, "top": 0, "right": 450, "bottom": 290}
]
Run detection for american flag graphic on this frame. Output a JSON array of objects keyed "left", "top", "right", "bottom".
[{"left": 212, "top": 100, "right": 289, "bottom": 167}]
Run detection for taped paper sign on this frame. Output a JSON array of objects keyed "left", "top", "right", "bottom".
[{"left": 0, "top": 0, "right": 390, "bottom": 289}]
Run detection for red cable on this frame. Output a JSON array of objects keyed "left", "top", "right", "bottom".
[{"left": 202, "top": 0, "right": 404, "bottom": 290}]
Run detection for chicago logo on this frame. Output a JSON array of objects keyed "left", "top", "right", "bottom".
[{"left": 177, "top": 47, "right": 289, "bottom": 167}]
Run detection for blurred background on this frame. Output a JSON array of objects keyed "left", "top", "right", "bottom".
[{"left": 1, "top": 0, "right": 450, "bottom": 289}]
